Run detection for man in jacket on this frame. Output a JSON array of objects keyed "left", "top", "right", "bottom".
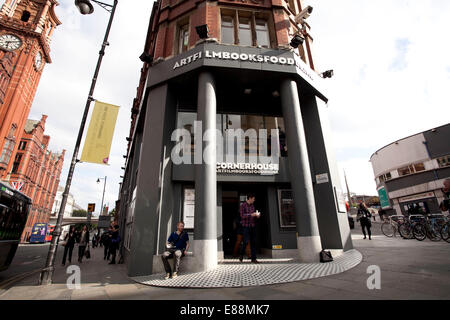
[{"left": 161, "top": 221, "right": 189, "bottom": 279}]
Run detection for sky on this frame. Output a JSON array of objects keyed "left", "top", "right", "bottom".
[{"left": 25, "top": 0, "right": 450, "bottom": 214}]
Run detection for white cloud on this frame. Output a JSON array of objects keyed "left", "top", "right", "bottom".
[{"left": 309, "top": 0, "right": 450, "bottom": 194}]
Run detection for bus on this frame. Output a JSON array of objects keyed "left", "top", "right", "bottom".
[
  {"left": 29, "top": 223, "right": 48, "bottom": 243},
  {"left": 0, "top": 181, "right": 32, "bottom": 272},
  {"left": 45, "top": 224, "right": 55, "bottom": 242}
]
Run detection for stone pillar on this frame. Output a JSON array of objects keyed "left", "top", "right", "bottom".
[
  {"left": 280, "top": 78, "right": 322, "bottom": 262},
  {"left": 192, "top": 71, "right": 217, "bottom": 272}
]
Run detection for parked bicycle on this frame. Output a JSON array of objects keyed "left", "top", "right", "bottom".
[
  {"left": 398, "top": 215, "right": 425, "bottom": 240},
  {"left": 439, "top": 218, "right": 450, "bottom": 243},
  {"left": 381, "top": 215, "right": 405, "bottom": 237},
  {"left": 413, "top": 214, "right": 446, "bottom": 241}
]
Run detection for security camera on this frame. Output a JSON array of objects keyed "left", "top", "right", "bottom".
[{"left": 294, "top": 5, "right": 313, "bottom": 24}]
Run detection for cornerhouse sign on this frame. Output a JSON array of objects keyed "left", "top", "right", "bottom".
[{"left": 173, "top": 50, "right": 295, "bottom": 70}]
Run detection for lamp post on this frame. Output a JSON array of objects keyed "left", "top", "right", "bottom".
[
  {"left": 39, "top": 0, "right": 118, "bottom": 285},
  {"left": 97, "top": 176, "right": 107, "bottom": 216}
]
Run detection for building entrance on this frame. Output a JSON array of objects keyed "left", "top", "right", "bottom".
[{"left": 221, "top": 184, "right": 269, "bottom": 258}]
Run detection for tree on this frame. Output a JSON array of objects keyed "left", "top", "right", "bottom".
[
  {"left": 109, "top": 208, "right": 116, "bottom": 218},
  {"left": 72, "top": 209, "right": 88, "bottom": 217}
]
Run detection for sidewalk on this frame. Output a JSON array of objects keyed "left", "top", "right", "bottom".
[{"left": 1, "top": 226, "right": 450, "bottom": 299}]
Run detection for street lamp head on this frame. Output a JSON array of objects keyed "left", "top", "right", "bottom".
[
  {"left": 97, "top": 178, "right": 100, "bottom": 183},
  {"left": 75, "top": 0, "right": 94, "bottom": 15}
]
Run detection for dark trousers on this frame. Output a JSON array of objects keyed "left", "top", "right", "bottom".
[
  {"left": 109, "top": 244, "right": 117, "bottom": 263},
  {"left": 361, "top": 219, "right": 372, "bottom": 238},
  {"left": 104, "top": 244, "right": 109, "bottom": 259},
  {"left": 78, "top": 245, "right": 86, "bottom": 262},
  {"left": 240, "top": 226, "right": 257, "bottom": 260},
  {"left": 62, "top": 245, "right": 74, "bottom": 264}
]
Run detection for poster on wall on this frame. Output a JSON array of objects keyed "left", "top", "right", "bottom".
[
  {"left": 278, "top": 189, "right": 296, "bottom": 227},
  {"left": 183, "top": 188, "right": 195, "bottom": 229},
  {"left": 334, "top": 187, "right": 347, "bottom": 213}
]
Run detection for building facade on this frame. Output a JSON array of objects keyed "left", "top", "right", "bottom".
[
  {"left": 0, "top": 0, "right": 61, "bottom": 178},
  {"left": 51, "top": 185, "right": 81, "bottom": 238},
  {"left": 370, "top": 123, "right": 450, "bottom": 217},
  {"left": 7, "top": 115, "right": 65, "bottom": 242},
  {"left": 118, "top": 0, "right": 352, "bottom": 277}
]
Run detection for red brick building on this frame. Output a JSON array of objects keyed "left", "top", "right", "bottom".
[
  {"left": 0, "top": 0, "right": 62, "bottom": 242},
  {"left": 9, "top": 115, "right": 65, "bottom": 242},
  {"left": 0, "top": 0, "right": 61, "bottom": 177}
]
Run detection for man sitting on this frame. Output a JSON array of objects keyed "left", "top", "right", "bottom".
[{"left": 161, "top": 221, "right": 189, "bottom": 279}]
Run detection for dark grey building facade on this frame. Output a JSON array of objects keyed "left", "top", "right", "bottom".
[{"left": 118, "top": 41, "right": 353, "bottom": 277}]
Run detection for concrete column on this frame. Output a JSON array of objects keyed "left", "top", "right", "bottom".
[
  {"left": 280, "top": 79, "right": 322, "bottom": 262},
  {"left": 193, "top": 71, "right": 217, "bottom": 272}
]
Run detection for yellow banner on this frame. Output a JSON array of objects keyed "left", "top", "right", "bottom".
[{"left": 81, "top": 101, "right": 119, "bottom": 165}]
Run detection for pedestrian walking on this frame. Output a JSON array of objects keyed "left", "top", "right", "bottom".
[
  {"left": 357, "top": 202, "right": 372, "bottom": 240},
  {"left": 161, "top": 221, "right": 189, "bottom": 279},
  {"left": 101, "top": 227, "right": 112, "bottom": 260},
  {"left": 108, "top": 225, "right": 121, "bottom": 264},
  {"left": 61, "top": 226, "right": 77, "bottom": 266},
  {"left": 77, "top": 225, "right": 90, "bottom": 263},
  {"left": 239, "top": 194, "right": 260, "bottom": 263}
]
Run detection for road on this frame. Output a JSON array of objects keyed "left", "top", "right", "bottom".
[{"left": 0, "top": 243, "right": 52, "bottom": 287}]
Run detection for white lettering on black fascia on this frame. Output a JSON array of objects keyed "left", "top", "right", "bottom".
[
  {"left": 173, "top": 51, "right": 202, "bottom": 70},
  {"left": 173, "top": 50, "right": 296, "bottom": 69}
]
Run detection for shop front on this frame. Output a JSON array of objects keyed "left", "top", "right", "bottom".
[{"left": 120, "top": 43, "right": 353, "bottom": 277}]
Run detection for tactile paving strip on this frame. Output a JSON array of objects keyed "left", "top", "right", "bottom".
[{"left": 131, "top": 249, "right": 362, "bottom": 288}]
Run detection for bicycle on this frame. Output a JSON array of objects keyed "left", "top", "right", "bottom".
[
  {"left": 413, "top": 214, "right": 446, "bottom": 241},
  {"left": 398, "top": 215, "right": 425, "bottom": 239},
  {"left": 381, "top": 215, "right": 404, "bottom": 237},
  {"left": 439, "top": 218, "right": 450, "bottom": 243}
]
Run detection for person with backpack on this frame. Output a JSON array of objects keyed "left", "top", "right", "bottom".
[
  {"left": 161, "top": 221, "right": 189, "bottom": 280},
  {"left": 357, "top": 202, "right": 372, "bottom": 240}
]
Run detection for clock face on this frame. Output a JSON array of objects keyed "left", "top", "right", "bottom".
[
  {"left": 35, "top": 52, "right": 42, "bottom": 69},
  {"left": 0, "top": 34, "right": 22, "bottom": 51}
]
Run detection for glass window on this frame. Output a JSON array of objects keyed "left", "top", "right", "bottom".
[
  {"left": 255, "top": 19, "right": 270, "bottom": 47},
  {"left": 413, "top": 163, "right": 425, "bottom": 172},
  {"left": 398, "top": 166, "right": 412, "bottom": 176},
  {"left": 437, "top": 155, "right": 450, "bottom": 168},
  {"left": 11, "top": 153, "right": 22, "bottom": 174},
  {"left": 221, "top": 16, "right": 235, "bottom": 45},
  {"left": 178, "top": 24, "right": 189, "bottom": 53},
  {"left": 238, "top": 17, "right": 252, "bottom": 46},
  {"left": 18, "top": 141, "right": 26, "bottom": 150},
  {"left": 0, "top": 138, "right": 15, "bottom": 165},
  {"left": 278, "top": 189, "right": 296, "bottom": 227}
]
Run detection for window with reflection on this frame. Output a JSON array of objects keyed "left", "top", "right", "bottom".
[
  {"left": 220, "top": 11, "right": 272, "bottom": 48},
  {"left": 238, "top": 17, "right": 252, "bottom": 46},
  {"left": 178, "top": 23, "right": 189, "bottom": 53},
  {"left": 221, "top": 16, "right": 235, "bottom": 45},
  {"left": 255, "top": 19, "right": 270, "bottom": 47},
  {"left": 176, "top": 112, "right": 287, "bottom": 160}
]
